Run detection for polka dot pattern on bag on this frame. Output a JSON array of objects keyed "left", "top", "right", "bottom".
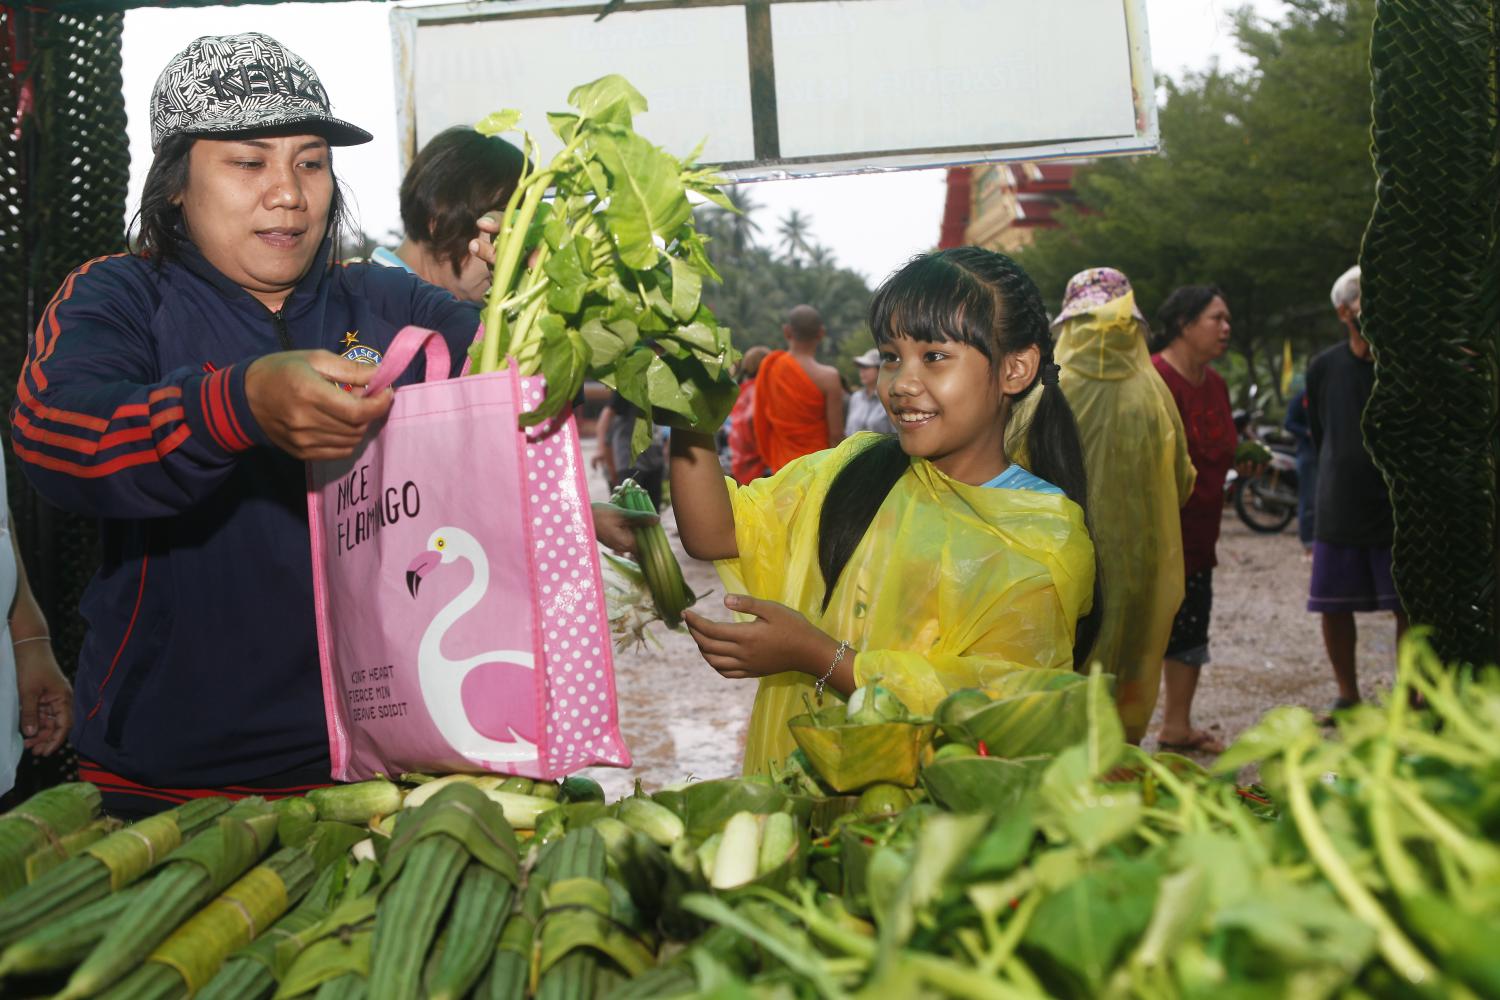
[{"left": 521, "top": 378, "right": 632, "bottom": 775}]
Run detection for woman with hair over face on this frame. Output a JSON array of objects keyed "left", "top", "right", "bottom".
[
  {"left": 374, "top": 125, "right": 525, "bottom": 303},
  {"left": 8, "top": 33, "right": 485, "bottom": 816}
]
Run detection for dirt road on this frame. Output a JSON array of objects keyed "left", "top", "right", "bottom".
[{"left": 578, "top": 463, "right": 1402, "bottom": 799}]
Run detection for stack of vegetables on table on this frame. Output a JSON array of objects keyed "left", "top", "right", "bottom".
[{"left": 0, "top": 636, "right": 1494, "bottom": 997}]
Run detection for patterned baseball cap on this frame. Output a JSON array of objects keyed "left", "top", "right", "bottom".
[
  {"left": 149, "top": 33, "right": 372, "bottom": 152},
  {"left": 1050, "top": 267, "right": 1148, "bottom": 328}
]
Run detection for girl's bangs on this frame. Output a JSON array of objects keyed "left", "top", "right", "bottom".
[{"left": 869, "top": 253, "right": 996, "bottom": 359}]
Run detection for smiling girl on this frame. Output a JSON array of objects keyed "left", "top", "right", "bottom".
[{"left": 671, "top": 247, "right": 1098, "bottom": 772}]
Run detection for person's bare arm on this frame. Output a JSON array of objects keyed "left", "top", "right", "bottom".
[
  {"left": 591, "top": 406, "right": 617, "bottom": 482},
  {"left": 820, "top": 368, "right": 846, "bottom": 445},
  {"left": 669, "top": 430, "right": 738, "bottom": 561},
  {"left": 8, "top": 517, "right": 70, "bottom": 755}
]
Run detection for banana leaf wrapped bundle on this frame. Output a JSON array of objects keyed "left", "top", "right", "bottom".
[
  {"left": 934, "top": 669, "right": 1097, "bottom": 757},
  {"left": 788, "top": 694, "right": 936, "bottom": 794}
]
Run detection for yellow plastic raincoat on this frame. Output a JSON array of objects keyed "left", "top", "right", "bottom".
[
  {"left": 1010, "top": 292, "right": 1196, "bottom": 740},
  {"left": 716, "top": 433, "right": 1096, "bottom": 775}
]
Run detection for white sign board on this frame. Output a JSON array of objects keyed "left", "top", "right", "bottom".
[{"left": 391, "top": 0, "right": 1157, "bottom": 179}]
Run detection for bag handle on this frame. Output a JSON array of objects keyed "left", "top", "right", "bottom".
[{"left": 362, "top": 325, "right": 453, "bottom": 397}]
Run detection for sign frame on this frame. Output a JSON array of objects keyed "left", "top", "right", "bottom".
[{"left": 390, "top": 0, "right": 1159, "bottom": 180}]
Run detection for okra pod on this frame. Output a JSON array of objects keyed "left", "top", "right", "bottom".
[
  {"left": 367, "top": 835, "right": 468, "bottom": 1000},
  {"left": 425, "top": 862, "right": 515, "bottom": 1000}
]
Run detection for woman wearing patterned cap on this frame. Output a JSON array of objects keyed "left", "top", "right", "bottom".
[
  {"left": 9, "top": 34, "right": 486, "bottom": 815},
  {"left": 1011, "top": 269, "right": 1196, "bottom": 742}
]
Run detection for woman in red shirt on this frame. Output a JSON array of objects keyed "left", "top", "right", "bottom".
[{"left": 1151, "top": 286, "right": 1236, "bottom": 753}]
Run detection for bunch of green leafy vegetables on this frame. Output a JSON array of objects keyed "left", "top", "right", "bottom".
[
  {"left": 616, "top": 638, "right": 1500, "bottom": 999},
  {"left": 471, "top": 75, "right": 740, "bottom": 456}
]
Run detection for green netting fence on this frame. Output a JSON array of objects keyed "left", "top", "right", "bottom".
[
  {"left": 1, "top": 3, "right": 130, "bottom": 800},
  {"left": 1360, "top": 0, "right": 1500, "bottom": 667}
]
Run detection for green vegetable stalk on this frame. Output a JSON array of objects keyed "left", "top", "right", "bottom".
[
  {"left": 611, "top": 478, "right": 694, "bottom": 628},
  {"left": 470, "top": 75, "right": 741, "bottom": 449}
]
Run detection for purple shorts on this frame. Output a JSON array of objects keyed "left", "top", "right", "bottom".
[{"left": 1308, "top": 542, "right": 1402, "bottom": 613}]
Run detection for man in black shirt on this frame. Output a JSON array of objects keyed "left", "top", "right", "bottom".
[{"left": 1305, "top": 265, "right": 1407, "bottom": 711}]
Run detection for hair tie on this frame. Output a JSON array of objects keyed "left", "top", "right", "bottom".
[{"left": 1041, "top": 362, "right": 1061, "bottom": 387}]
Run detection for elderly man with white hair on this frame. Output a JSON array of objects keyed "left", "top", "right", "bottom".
[{"left": 1305, "top": 265, "right": 1408, "bottom": 716}]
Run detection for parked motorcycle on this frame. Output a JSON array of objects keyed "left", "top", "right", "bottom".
[{"left": 1227, "top": 385, "right": 1300, "bottom": 533}]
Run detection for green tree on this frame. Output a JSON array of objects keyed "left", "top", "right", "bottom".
[
  {"left": 1017, "top": 0, "right": 1375, "bottom": 403},
  {"left": 695, "top": 201, "right": 874, "bottom": 365},
  {"left": 776, "top": 208, "right": 816, "bottom": 265}
]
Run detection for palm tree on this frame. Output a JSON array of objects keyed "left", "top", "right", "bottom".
[
  {"left": 722, "top": 186, "right": 763, "bottom": 258},
  {"left": 777, "top": 209, "right": 815, "bottom": 266}
]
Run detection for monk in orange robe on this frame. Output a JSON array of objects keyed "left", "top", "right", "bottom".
[{"left": 752, "top": 305, "right": 845, "bottom": 472}]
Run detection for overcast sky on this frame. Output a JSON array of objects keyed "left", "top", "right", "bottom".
[{"left": 122, "top": 0, "right": 1285, "bottom": 287}]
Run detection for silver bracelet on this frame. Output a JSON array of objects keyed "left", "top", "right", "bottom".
[
  {"left": 815, "top": 640, "right": 852, "bottom": 702},
  {"left": 11, "top": 635, "right": 51, "bottom": 648}
]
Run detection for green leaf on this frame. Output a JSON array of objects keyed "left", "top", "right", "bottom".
[
  {"left": 543, "top": 238, "right": 590, "bottom": 315},
  {"left": 630, "top": 415, "right": 653, "bottom": 458},
  {"left": 542, "top": 214, "right": 568, "bottom": 252},
  {"left": 579, "top": 319, "right": 628, "bottom": 369},
  {"left": 1023, "top": 856, "right": 1160, "bottom": 992},
  {"left": 1213, "top": 882, "right": 1376, "bottom": 972},
  {"left": 591, "top": 130, "right": 693, "bottom": 271},
  {"left": 1039, "top": 746, "right": 1142, "bottom": 855},
  {"left": 1083, "top": 666, "right": 1124, "bottom": 775},
  {"left": 568, "top": 74, "right": 649, "bottom": 127},
  {"left": 475, "top": 109, "right": 522, "bottom": 136},
  {"left": 679, "top": 230, "right": 723, "bottom": 284},
  {"left": 639, "top": 277, "right": 674, "bottom": 321},
  {"left": 1129, "top": 865, "right": 1209, "bottom": 972},
  {"left": 668, "top": 257, "right": 702, "bottom": 321},
  {"left": 522, "top": 318, "right": 585, "bottom": 427},
  {"left": 646, "top": 355, "right": 695, "bottom": 418},
  {"left": 612, "top": 348, "right": 654, "bottom": 416},
  {"left": 1212, "top": 705, "right": 1317, "bottom": 775},
  {"left": 547, "top": 111, "right": 580, "bottom": 144}
]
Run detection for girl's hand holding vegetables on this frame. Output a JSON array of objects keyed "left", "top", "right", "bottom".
[{"left": 683, "top": 595, "right": 856, "bottom": 696}]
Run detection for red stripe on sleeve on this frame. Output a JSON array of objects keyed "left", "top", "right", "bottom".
[
  {"left": 217, "top": 366, "right": 253, "bottom": 451},
  {"left": 199, "top": 375, "right": 232, "bottom": 452},
  {"left": 11, "top": 425, "right": 191, "bottom": 478}
]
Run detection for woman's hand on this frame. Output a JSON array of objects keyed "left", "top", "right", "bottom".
[
  {"left": 683, "top": 595, "right": 845, "bottom": 685},
  {"left": 591, "top": 502, "right": 657, "bottom": 556},
  {"left": 14, "top": 641, "right": 71, "bottom": 756},
  {"left": 469, "top": 212, "right": 502, "bottom": 267},
  {"left": 245, "top": 351, "right": 394, "bottom": 461}
]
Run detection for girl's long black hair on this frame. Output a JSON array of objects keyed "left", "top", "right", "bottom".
[
  {"left": 816, "top": 246, "right": 1101, "bottom": 668},
  {"left": 129, "top": 133, "right": 354, "bottom": 264}
]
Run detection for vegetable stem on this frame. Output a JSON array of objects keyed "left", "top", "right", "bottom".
[{"left": 1282, "top": 740, "right": 1441, "bottom": 990}]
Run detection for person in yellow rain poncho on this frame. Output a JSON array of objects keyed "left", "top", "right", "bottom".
[
  {"left": 1008, "top": 269, "right": 1196, "bottom": 742},
  {"left": 668, "top": 248, "right": 1098, "bottom": 774}
]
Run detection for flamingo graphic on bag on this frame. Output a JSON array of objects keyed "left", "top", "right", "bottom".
[
  {"left": 307, "top": 326, "right": 632, "bottom": 781},
  {"left": 405, "top": 526, "right": 538, "bottom": 764}
]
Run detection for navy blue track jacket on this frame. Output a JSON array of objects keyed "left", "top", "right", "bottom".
[{"left": 12, "top": 238, "right": 478, "bottom": 788}]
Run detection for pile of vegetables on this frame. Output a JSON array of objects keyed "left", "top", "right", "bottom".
[
  {"left": 1, "top": 636, "right": 1494, "bottom": 997},
  {"left": 469, "top": 75, "right": 740, "bottom": 450},
  {"left": 471, "top": 75, "right": 731, "bottom": 630}
]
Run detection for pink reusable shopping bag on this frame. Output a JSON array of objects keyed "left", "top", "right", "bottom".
[{"left": 307, "top": 326, "right": 632, "bottom": 781}]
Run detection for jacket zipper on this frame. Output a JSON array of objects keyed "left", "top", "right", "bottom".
[{"left": 271, "top": 310, "right": 292, "bottom": 351}]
